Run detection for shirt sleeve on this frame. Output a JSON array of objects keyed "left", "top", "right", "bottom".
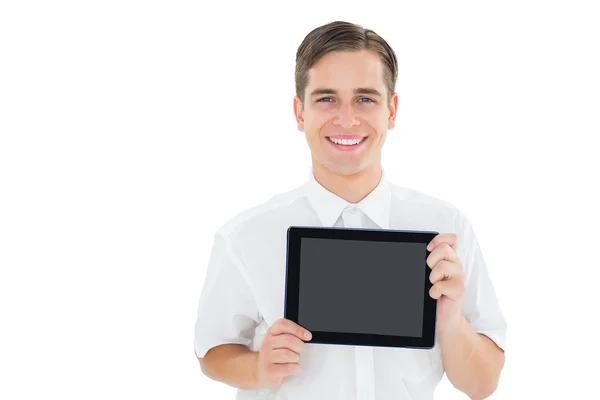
[
  {"left": 193, "top": 230, "right": 261, "bottom": 359},
  {"left": 455, "top": 212, "right": 508, "bottom": 352}
]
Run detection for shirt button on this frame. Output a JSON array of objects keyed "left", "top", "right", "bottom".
[{"left": 349, "top": 207, "right": 356, "bottom": 214}]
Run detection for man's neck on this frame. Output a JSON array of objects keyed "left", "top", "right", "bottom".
[{"left": 312, "top": 160, "right": 383, "bottom": 204}]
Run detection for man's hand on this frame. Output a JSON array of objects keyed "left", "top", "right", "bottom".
[
  {"left": 255, "top": 318, "right": 312, "bottom": 389},
  {"left": 426, "top": 233, "right": 465, "bottom": 331}
]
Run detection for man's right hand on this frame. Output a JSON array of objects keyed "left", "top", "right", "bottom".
[{"left": 255, "top": 318, "right": 312, "bottom": 389}]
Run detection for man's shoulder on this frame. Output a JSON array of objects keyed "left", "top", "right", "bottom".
[
  {"left": 388, "top": 182, "right": 460, "bottom": 214},
  {"left": 388, "top": 182, "right": 477, "bottom": 235},
  {"left": 216, "top": 183, "right": 307, "bottom": 238}
]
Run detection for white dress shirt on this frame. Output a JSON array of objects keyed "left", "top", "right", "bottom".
[{"left": 194, "top": 168, "right": 507, "bottom": 400}]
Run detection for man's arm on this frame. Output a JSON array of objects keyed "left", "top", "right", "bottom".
[
  {"left": 197, "top": 344, "right": 261, "bottom": 390},
  {"left": 426, "top": 233, "right": 506, "bottom": 399},
  {"left": 438, "top": 313, "right": 505, "bottom": 400},
  {"left": 197, "top": 319, "right": 311, "bottom": 391}
]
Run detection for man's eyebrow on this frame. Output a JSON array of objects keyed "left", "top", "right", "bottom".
[
  {"left": 310, "top": 88, "right": 338, "bottom": 97},
  {"left": 354, "top": 88, "right": 383, "bottom": 97},
  {"left": 309, "top": 88, "right": 383, "bottom": 97}
]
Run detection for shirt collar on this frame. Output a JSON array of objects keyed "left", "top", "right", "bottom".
[{"left": 305, "top": 167, "right": 392, "bottom": 229}]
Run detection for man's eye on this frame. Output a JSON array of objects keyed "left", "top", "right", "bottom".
[{"left": 317, "top": 97, "right": 374, "bottom": 103}]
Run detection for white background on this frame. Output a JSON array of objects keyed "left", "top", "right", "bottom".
[{"left": 1, "top": 0, "right": 598, "bottom": 398}]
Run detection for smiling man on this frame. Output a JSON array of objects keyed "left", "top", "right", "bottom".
[{"left": 194, "top": 21, "right": 507, "bottom": 400}]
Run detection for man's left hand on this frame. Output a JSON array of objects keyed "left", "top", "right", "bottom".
[{"left": 426, "top": 233, "right": 465, "bottom": 331}]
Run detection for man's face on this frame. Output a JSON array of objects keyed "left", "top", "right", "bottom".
[{"left": 294, "top": 50, "right": 398, "bottom": 176}]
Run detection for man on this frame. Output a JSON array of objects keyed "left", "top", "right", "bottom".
[{"left": 194, "top": 20, "right": 506, "bottom": 400}]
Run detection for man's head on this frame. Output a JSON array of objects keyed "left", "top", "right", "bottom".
[{"left": 293, "top": 21, "right": 399, "bottom": 177}]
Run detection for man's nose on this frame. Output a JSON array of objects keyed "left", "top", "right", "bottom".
[{"left": 333, "top": 103, "right": 360, "bottom": 128}]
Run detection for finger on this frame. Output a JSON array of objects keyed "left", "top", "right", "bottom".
[
  {"left": 268, "top": 318, "right": 312, "bottom": 341},
  {"left": 270, "top": 333, "right": 306, "bottom": 355},
  {"left": 427, "top": 233, "right": 458, "bottom": 252},
  {"left": 266, "top": 362, "right": 302, "bottom": 378},
  {"left": 426, "top": 242, "right": 459, "bottom": 269},
  {"left": 429, "top": 277, "right": 465, "bottom": 301},
  {"left": 269, "top": 348, "right": 301, "bottom": 364},
  {"left": 429, "top": 260, "right": 461, "bottom": 285}
]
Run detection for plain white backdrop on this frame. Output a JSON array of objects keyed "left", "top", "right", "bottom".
[{"left": 1, "top": 0, "right": 599, "bottom": 398}]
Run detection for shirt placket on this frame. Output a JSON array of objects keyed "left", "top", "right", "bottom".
[{"left": 342, "top": 207, "right": 375, "bottom": 400}]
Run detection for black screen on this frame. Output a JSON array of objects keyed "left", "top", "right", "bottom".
[{"left": 298, "top": 238, "right": 426, "bottom": 337}]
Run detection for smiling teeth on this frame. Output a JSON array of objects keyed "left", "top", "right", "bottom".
[{"left": 328, "top": 137, "right": 363, "bottom": 145}]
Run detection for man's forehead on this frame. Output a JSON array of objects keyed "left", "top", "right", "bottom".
[
  {"left": 312, "top": 49, "right": 382, "bottom": 67},
  {"left": 307, "top": 53, "right": 386, "bottom": 92}
]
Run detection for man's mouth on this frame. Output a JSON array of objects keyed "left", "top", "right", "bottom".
[{"left": 326, "top": 136, "right": 368, "bottom": 147}]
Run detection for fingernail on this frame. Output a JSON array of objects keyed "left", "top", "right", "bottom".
[{"left": 304, "top": 331, "right": 311, "bottom": 340}]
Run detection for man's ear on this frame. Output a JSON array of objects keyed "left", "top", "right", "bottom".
[
  {"left": 388, "top": 92, "right": 399, "bottom": 130},
  {"left": 293, "top": 95, "right": 305, "bottom": 132}
]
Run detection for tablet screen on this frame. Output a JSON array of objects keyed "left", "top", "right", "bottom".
[{"left": 298, "top": 237, "right": 426, "bottom": 338}]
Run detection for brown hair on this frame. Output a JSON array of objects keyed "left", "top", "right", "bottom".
[{"left": 295, "top": 21, "right": 398, "bottom": 106}]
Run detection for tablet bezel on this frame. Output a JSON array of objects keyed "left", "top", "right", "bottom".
[{"left": 284, "top": 226, "right": 439, "bottom": 349}]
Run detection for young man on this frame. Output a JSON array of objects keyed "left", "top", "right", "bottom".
[{"left": 194, "top": 21, "right": 506, "bottom": 400}]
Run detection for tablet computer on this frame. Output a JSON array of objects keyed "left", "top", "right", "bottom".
[{"left": 284, "top": 226, "right": 438, "bottom": 349}]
